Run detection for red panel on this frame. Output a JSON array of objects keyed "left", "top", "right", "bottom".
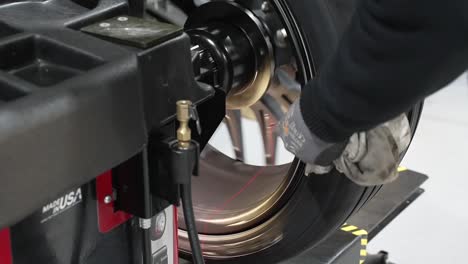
[
  {"left": 96, "top": 171, "right": 132, "bottom": 233},
  {"left": 0, "top": 228, "right": 12, "bottom": 264},
  {"left": 173, "top": 206, "right": 179, "bottom": 264}
]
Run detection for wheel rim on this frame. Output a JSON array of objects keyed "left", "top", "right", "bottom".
[{"left": 169, "top": 0, "right": 313, "bottom": 258}]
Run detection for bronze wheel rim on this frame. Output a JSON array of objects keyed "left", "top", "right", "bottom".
[{"left": 175, "top": 0, "right": 313, "bottom": 258}]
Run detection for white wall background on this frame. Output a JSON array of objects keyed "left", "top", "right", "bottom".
[{"left": 368, "top": 73, "right": 468, "bottom": 263}]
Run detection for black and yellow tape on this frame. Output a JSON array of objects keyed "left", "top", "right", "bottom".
[
  {"left": 340, "top": 224, "right": 368, "bottom": 264},
  {"left": 341, "top": 167, "right": 407, "bottom": 263}
]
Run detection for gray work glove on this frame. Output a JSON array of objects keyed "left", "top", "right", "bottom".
[
  {"left": 277, "top": 101, "right": 348, "bottom": 174},
  {"left": 278, "top": 100, "right": 411, "bottom": 186},
  {"left": 333, "top": 114, "right": 411, "bottom": 186}
]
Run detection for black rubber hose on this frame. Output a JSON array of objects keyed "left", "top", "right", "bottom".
[{"left": 181, "top": 183, "right": 205, "bottom": 264}]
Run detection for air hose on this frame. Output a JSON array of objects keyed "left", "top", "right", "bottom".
[
  {"left": 175, "top": 100, "right": 205, "bottom": 264},
  {"left": 181, "top": 183, "right": 205, "bottom": 264}
]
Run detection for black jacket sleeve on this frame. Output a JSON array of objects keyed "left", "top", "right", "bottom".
[{"left": 300, "top": 0, "right": 468, "bottom": 142}]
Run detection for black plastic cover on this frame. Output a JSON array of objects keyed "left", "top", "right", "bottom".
[{"left": 0, "top": 0, "right": 214, "bottom": 228}]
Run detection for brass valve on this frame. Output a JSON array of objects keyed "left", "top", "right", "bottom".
[{"left": 176, "top": 100, "right": 192, "bottom": 149}]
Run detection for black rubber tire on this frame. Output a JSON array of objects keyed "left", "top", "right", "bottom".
[{"left": 207, "top": 0, "right": 422, "bottom": 263}]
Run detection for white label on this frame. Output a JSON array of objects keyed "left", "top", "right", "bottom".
[{"left": 40, "top": 188, "right": 82, "bottom": 223}]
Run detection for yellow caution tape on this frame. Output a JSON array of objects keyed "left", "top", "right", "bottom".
[
  {"left": 341, "top": 165, "right": 408, "bottom": 263},
  {"left": 341, "top": 223, "right": 369, "bottom": 264}
]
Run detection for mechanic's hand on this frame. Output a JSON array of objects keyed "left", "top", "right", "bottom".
[
  {"left": 277, "top": 100, "right": 348, "bottom": 174},
  {"left": 278, "top": 100, "right": 411, "bottom": 186}
]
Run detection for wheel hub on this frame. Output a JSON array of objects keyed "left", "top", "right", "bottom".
[{"left": 186, "top": 1, "right": 274, "bottom": 109}]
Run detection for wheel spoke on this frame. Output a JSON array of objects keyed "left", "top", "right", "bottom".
[
  {"left": 252, "top": 101, "right": 279, "bottom": 165},
  {"left": 225, "top": 109, "right": 244, "bottom": 161}
]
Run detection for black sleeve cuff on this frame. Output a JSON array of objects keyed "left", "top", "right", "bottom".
[{"left": 299, "top": 80, "right": 352, "bottom": 143}]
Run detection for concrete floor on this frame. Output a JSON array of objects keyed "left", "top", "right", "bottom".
[{"left": 368, "top": 74, "right": 468, "bottom": 263}]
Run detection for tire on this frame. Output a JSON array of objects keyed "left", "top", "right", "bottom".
[{"left": 201, "top": 0, "right": 422, "bottom": 263}]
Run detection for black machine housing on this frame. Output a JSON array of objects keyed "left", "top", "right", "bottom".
[{"left": 0, "top": 0, "right": 220, "bottom": 229}]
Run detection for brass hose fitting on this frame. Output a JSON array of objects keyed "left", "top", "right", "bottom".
[{"left": 176, "top": 100, "right": 192, "bottom": 149}]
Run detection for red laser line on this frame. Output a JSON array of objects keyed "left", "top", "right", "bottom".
[
  {"left": 216, "top": 167, "right": 266, "bottom": 212},
  {"left": 201, "top": 167, "right": 266, "bottom": 253}
]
